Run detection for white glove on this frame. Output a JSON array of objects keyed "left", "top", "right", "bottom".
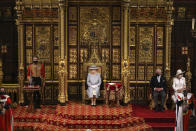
[{"left": 91, "top": 85, "right": 98, "bottom": 89}]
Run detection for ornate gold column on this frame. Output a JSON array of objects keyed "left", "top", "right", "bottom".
[
  {"left": 65, "top": 0, "right": 68, "bottom": 102},
  {"left": 121, "top": 0, "right": 130, "bottom": 104},
  {"left": 165, "top": 25, "right": 171, "bottom": 80},
  {"left": 185, "top": 57, "right": 192, "bottom": 92},
  {"left": 58, "top": 0, "right": 68, "bottom": 104},
  {"left": 165, "top": 1, "right": 173, "bottom": 80},
  {"left": 16, "top": 0, "right": 24, "bottom": 104}
]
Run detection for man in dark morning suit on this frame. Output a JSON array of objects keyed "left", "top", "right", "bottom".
[{"left": 150, "top": 68, "right": 168, "bottom": 112}]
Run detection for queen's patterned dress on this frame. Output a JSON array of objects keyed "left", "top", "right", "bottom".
[{"left": 86, "top": 73, "right": 101, "bottom": 98}]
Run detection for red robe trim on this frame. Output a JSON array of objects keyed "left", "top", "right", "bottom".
[{"left": 0, "top": 95, "right": 14, "bottom": 131}]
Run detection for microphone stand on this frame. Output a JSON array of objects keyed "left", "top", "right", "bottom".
[{"left": 183, "top": 88, "right": 188, "bottom": 113}]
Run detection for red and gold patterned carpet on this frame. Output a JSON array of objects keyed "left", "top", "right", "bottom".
[{"left": 13, "top": 102, "right": 152, "bottom": 131}]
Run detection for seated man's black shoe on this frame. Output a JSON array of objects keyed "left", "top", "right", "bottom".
[
  {"left": 160, "top": 106, "right": 164, "bottom": 112},
  {"left": 154, "top": 106, "right": 159, "bottom": 112},
  {"left": 160, "top": 108, "right": 164, "bottom": 112}
]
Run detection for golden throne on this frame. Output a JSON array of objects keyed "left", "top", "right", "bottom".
[
  {"left": 82, "top": 49, "right": 106, "bottom": 104},
  {"left": 148, "top": 89, "right": 168, "bottom": 110},
  {"left": 148, "top": 77, "right": 172, "bottom": 110}
]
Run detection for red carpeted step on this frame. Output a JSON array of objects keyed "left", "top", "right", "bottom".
[
  {"left": 67, "top": 123, "right": 152, "bottom": 131},
  {"left": 65, "top": 117, "right": 144, "bottom": 129},
  {"left": 14, "top": 122, "right": 152, "bottom": 131},
  {"left": 15, "top": 115, "right": 144, "bottom": 125},
  {"left": 15, "top": 115, "right": 146, "bottom": 129},
  {"left": 144, "top": 117, "right": 175, "bottom": 123},
  {"left": 14, "top": 122, "right": 68, "bottom": 131},
  {"left": 43, "top": 116, "right": 145, "bottom": 129},
  {"left": 147, "top": 122, "right": 175, "bottom": 127},
  {"left": 132, "top": 105, "right": 175, "bottom": 118},
  {"left": 56, "top": 104, "right": 133, "bottom": 120},
  {"left": 147, "top": 122, "right": 175, "bottom": 131}
]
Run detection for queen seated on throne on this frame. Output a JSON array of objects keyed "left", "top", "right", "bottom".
[{"left": 87, "top": 65, "right": 102, "bottom": 106}]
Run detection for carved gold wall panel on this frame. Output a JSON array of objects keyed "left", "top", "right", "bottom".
[
  {"left": 137, "top": 87, "right": 145, "bottom": 100},
  {"left": 112, "top": 7, "right": 120, "bottom": 21},
  {"left": 80, "top": 65, "right": 83, "bottom": 80},
  {"left": 26, "top": 49, "right": 32, "bottom": 64},
  {"left": 23, "top": 9, "right": 58, "bottom": 18},
  {"left": 139, "top": 27, "right": 153, "bottom": 63},
  {"left": 130, "top": 8, "right": 167, "bottom": 21},
  {"left": 54, "top": 65, "right": 59, "bottom": 80},
  {"left": 44, "top": 86, "right": 52, "bottom": 100},
  {"left": 69, "top": 26, "right": 77, "bottom": 45},
  {"left": 112, "top": 26, "right": 120, "bottom": 46},
  {"left": 112, "top": 65, "right": 120, "bottom": 80},
  {"left": 129, "top": 27, "right": 136, "bottom": 46},
  {"left": 53, "top": 25, "right": 59, "bottom": 46},
  {"left": 35, "top": 26, "right": 51, "bottom": 62},
  {"left": 80, "top": 7, "right": 110, "bottom": 44},
  {"left": 25, "top": 25, "right": 33, "bottom": 46},
  {"left": 156, "top": 66, "right": 163, "bottom": 71},
  {"left": 112, "top": 48, "right": 120, "bottom": 63},
  {"left": 157, "top": 50, "right": 163, "bottom": 64},
  {"left": 69, "top": 64, "right": 77, "bottom": 79},
  {"left": 138, "top": 66, "right": 144, "bottom": 80},
  {"left": 69, "top": 7, "right": 77, "bottom": 21},
  {"left": 105, "top": 65, "right": 110, "bottom": 80},
  {"left": 0, "top": 7, "right": 12, "bottom": 17},
  {"left": 177, "top": 7, "right": 186, "bottom": 18},
  {"left": 130, "top": 66, "right": 135, "bottom": 80},
  {"left": 69, "top": 85, "right": 78, "bottom": 95},
  {"left": 45, "top": 65, "right": 52, "bottom": 80},
  {"left": 101, "top": 48, "right": 110, "bottom": 63},
  {"left": 157, "top": 27, "right": 163, "bottom": 46},
  {"left": 54, "top": 49, "right": 59, "bottom": 64},
  {"left": 129, "top": 87, "right": 135, "bottom": 101},
  {"left": 69, "top": 48, "right": 77, "bottom": 63},
  {"left": 130, "top": 49, "right": 135, "bottom": 64},
  {"left": 147, "top": 66, "right": 153, "bottom": 80},
  {"left": 80, "top": 48, "right": 88, "bottom": 63}
]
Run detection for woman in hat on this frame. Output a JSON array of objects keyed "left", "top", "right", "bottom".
[
  {"left": 87, "top": 65, "right": 101, "bottom": 106},
  {"left": 172, "top": 69, "right": 186, "bottom": 131},
  {"left": 172, "top": 69, "right": 195, "bottom": 131}
]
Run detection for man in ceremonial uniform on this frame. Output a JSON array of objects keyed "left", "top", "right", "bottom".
[
  {"left": 150, "top": 68, "right": 167, "bottom": 112},
  {"left": 27, "top": 56, "right": 45, "bottom": 108},
  {"left": 0, "top": 88, "right": 14, "bottom": 131}
]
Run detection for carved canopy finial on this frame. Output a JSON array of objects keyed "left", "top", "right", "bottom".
[
  {"left": 83, "top": 45, "right": 106, "bottom": 79},
  {"left": 88, "top": 46, "right": 101, "bottom": 64}
]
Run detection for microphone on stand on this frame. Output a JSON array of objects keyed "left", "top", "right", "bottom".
[
  {"left": 29, "top": 77, "right": 33, "bottom": 87},
  {"left": 183, "top": 88, "right": 188, "bottom": 113}
]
